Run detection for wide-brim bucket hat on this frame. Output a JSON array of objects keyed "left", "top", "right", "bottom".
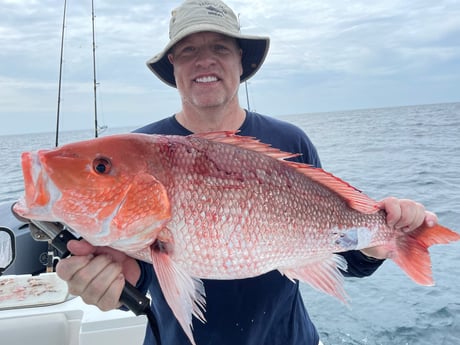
[{"left": 146, "top": 0, "right": 270, "bottom": 88}]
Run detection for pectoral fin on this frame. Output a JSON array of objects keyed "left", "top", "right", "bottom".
[{"left": 151, "top": 241, "right": 206, "bottom": 345}]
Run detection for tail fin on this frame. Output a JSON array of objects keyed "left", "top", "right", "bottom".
[{"left": 391, "top": 224, "right": 460, "bottom": 286}]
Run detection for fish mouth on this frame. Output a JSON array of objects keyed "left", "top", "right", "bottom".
[{"left": 13, "top": 150, "right": 60, "bottom": 220}]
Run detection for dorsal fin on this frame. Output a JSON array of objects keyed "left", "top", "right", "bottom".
[
  {"left": 190, "top": 131, "right": 300, "bottom": 160},
  {"left": 190, "top": 131, "right": 379, "bottom": 214},
  {"left": 286, "top": 162, "right": 379, "bottom": 214}
]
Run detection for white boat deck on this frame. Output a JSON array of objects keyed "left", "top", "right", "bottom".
[{"left": 0, "top": 296, "right": 147, "bottom": 345}]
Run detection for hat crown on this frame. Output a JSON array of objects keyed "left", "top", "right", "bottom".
[{"left": 169, "top": 0, "right": 240, "bottom": 40}]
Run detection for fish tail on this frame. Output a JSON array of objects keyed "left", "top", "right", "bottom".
[{"left": 391, "top": 224, "right": 460, "bottom": 286}]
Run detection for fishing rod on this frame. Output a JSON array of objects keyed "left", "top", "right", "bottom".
[
  {"left": 54, "top": 0, "right": 67, "bottom": 148},
  {"left": 54, "top": 0, "right": 105, "bottom": 147},
  {"left": 91, "top": 0, "right": 100, "bottom": 138}
]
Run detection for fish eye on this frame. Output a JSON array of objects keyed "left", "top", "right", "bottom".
[{"left": 92, "top": 157, "right": 112, "bottom": 174}]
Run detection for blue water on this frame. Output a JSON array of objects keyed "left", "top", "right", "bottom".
[
  {"left": 283, "top": 102, "right": 460, "bottom": 345},
  {"left": 1, "top": 103, "right": 459, "bottom": 344}
]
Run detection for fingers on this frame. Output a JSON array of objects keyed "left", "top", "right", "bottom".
[
  {"left": 394, "top": 199, "right": 425, "bottom": 232},
  {"left": 74, "top": 255, "right": 125, "bottom": 310},
  {"left": 57, "top": 240, "right": 142, "bottom": 311},
  {"left": 56, "top": 253, "right": 124, "bottom": 311},
  {"left": 424, "top": 210, "right": 438, "bottom": 228},
  {"left": 364, "top": 197, "right": 439, "bottom": 260},
  {"left": 378, "top": 197, "right": 400, "bottom": 227},
  {"left": 67, "top": 239, "right": 96, "bottom": 256},
  {"left": 379, "top": 197, "right": 437, "bottom": 233}
]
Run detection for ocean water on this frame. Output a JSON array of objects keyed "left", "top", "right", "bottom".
[
  {"left": 282, "top": 102, "right": 460, "bottom": 345},
  {"left": 1, "top": 102, "right": 459, "bottom": 344}
]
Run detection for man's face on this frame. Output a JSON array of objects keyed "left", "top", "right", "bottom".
[{"left": 168, "top": 32, "right": 243, "bottom": 109}]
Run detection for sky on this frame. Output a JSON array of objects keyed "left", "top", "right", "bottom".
[{"left": 0, "top": 0, "right": 459, "bottom": 135}]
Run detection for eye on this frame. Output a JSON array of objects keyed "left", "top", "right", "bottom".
[
  {"left": 183, "top": 46, "right": 196, "bottom": 53},
  {"left": 175, "top": 45, "right": 197, "bottom": 58},
  {"left": 92, "top": 157, "right": 112, "bottom": 174},
  {"left": 214, "top": 44, "right": 229, "bottom": 53}
]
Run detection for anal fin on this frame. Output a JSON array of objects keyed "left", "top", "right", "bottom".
[{"left": 280, "top": 254, "right": 349, "bottom": 303}]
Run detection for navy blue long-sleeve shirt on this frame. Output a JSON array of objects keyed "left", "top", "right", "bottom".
[{"left": 133, "top": 111, "right": 384, "bottom": 345}]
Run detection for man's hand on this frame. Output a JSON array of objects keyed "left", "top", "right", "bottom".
[
  {"left": 360, "top": 197, "right": 438, "bottom": 260},
  {"left": 56, "top": 240, "right": 141, "bottom": 311}
]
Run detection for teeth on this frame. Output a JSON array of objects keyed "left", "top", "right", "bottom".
[{"left": 195, "top": 76, "right": 218, "bottom": 83}]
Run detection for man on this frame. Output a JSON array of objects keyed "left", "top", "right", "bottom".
[{"left": 56, "top": 1, "right": 437, "bottom": 344}]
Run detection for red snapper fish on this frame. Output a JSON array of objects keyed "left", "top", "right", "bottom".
[{"left": 13, "top": 132, "right": 460, "bottom": 345}]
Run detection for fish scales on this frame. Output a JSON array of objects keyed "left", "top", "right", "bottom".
[{"left": 161, "top": 135, "right": 380, "bottom": 278}]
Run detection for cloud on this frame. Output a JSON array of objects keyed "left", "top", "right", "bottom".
[
  {"left": 0, "top": 0, "right": 459, "bottom": 135},
  {"left": 257, "top": 1, "right": 460, "bottom": 77}
]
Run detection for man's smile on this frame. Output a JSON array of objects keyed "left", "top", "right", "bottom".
[{"left": 194, "top": 75, "right": 219, "bottom": 83}]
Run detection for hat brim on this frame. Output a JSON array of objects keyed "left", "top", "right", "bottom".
[{"left": 146, "top": 26, "right": 270, "bottom": 88}]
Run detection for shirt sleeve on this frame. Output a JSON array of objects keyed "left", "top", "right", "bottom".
[
  {"left": 338, "top": 250, "right": 385, "bottom": 277},
  {"left": 136, "top": 260, "right": 154, "bottom": 293}
]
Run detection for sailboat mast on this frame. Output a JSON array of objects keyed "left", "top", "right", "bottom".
[
  {"left": 91, "top": 0, "right": 99, "bottom": 138},
  {"left": 55, "top": 0, "right": 67, "bottom": 147}
]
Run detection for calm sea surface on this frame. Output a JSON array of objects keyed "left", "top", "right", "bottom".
[{"left": 1, "top": 102, "right": 459, "bottom": 344}]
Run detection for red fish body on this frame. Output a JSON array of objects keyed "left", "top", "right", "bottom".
[{"left": 13, "top": 132, "right": 460, "bottom": 345}]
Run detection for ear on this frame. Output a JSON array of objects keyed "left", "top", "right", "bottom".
[{"left": 168, "top": 53, "right": 174, "bottom": 64}]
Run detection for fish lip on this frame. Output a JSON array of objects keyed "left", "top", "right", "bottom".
[
  {"left": 23, "top": 151, "right": 45, "bottom": 204},
  {"left": 16, "top": 150, "right": 60, "bottom": 219}
]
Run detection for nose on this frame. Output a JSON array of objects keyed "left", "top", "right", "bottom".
[{"left": 194, "top": 46, "right": 217, "bottom": 67}]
